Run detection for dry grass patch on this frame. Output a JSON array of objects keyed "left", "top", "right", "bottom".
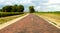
[{"left": 36, "top": 13, "right": 60, "bottom": 26}]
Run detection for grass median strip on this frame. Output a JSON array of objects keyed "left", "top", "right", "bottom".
[{"left": 0, "top": 14, "right": 25, "bottom": 24}]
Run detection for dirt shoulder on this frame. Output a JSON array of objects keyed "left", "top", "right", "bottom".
[{"left": 0, "top": 14, "right": 29, "bottom": 30}]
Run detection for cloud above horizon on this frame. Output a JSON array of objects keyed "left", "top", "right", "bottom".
[{"left": 0, "top": 0, "right": 60, "bottom": 12}]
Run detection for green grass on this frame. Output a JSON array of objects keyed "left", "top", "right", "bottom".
[
  {"left": 0, "top": 12, "right": 24, "bottom": 17},
  {"left": 0, "top": 13, "right": 26, "bottom": 24},
  {"left": 35, "top": 12, "right": 60, "bottom": 14}
]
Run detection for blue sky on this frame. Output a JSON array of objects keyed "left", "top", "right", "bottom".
[{"left": 0, "top": 0, "right": 60, "bottom": 12}]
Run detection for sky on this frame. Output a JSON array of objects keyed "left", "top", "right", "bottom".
[{"left": 0, "top": 0, "right": 60, "bottom": 12}]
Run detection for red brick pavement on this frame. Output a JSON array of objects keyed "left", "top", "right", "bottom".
[{"left": 0, "top": 14, "right": 60, "bottom": 33}]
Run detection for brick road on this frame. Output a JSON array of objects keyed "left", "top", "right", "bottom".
[{"left": 0, "top": 14, "right": 60, "bottom": 33}]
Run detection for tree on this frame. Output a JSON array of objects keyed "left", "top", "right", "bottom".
[
  {"left": 2, "top": 5, "right": 12, "bottom": 12},
  {"left": 11, "top": 5, "right": 17, "bottom": 12},
  {"left": 17, "top": 5, "right": 24, "bottom": 12},
  {"left": 29, "top": 6, "right": 35, "bottom": 13},
  {"left": 2, "top": 4, "right": 24, "bottom": 12},
  {"left": 0, "top": 9, "right": 2, "bottom": 12}
]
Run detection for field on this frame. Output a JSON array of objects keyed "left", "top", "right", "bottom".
[
  {"left": 0, "top": 12, "right": 25, "bottom": 24},
  {"left": 35, "top": 12, "right": 60, "bottom": 26}
]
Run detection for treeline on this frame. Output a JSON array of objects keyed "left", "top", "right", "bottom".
[
  {"left": 0, "top": 5, "right": 25, "bottom": 17},
  {"left": 0, "top": 4, "right": 35, "bottom": 17},
  {"left": 0, "top": 4, "right": 35, "bottom": 13},
  {"left": 1, "top": 5, "right": 24, "bottom": 12}
]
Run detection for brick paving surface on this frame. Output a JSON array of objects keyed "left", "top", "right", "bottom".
[{"left": 0, "top": 14, "right": 60, "bottom": 33}]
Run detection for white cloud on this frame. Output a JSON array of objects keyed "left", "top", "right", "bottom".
[
  {"left": 43, "top": 0, "right": 60, "bottom": 11},
  {"left": 48, "top": 0, "right": 60, "bottom": 5},
  {"left": 0, "top": 0, "right": 33, "bottom": 5},
  {"left": 48, "top": 5, "right": 60, "bottom": 10},
  {"left": 0, "top": 0, "right": 60, "bottom": 11},
  {"left": 0, "top": 0, "right": 17, "bottom": 5},
  {"left": 0, "top": 0, "right": 5, "bottom": 3},
  {"left": 20, "top": 0, "right": 32, "bottom": 4},
  {"left": 0, "top": 0, "right": 3, "bottom": 2},
  {"left": 35, "top": 6, "right": 41, "bottom": 11}
]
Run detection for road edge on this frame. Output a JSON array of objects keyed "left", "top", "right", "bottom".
[
  {"left": 0, "top": 14, "right": 29, "bottom": 30},
  {"left": 36, "top": 14, "right": 60, "bottom": 29}
]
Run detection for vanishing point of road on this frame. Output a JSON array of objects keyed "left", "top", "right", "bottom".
[{"left": 0, "top": 14, "right": 60, "bottom": 33}]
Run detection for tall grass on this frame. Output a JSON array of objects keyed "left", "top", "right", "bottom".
[
  {"left": 35, "top": 12, "right": 60, "bottom": 14},
  {"left": 0, "top": 12, "right": 23, "bottom": 17}
]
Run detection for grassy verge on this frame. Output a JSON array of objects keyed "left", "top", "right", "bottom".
[
  {"left": 0, "top": 12, "right": 23, "bottom": 17},
  {"left": 0, "top": 14, "right": 26, "bottom": 24},
  {"left": 35, "top": 12, "right": 60, "bottom": 26}
]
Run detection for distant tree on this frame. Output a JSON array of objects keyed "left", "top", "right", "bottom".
[
  {"left": 2, "top": 7, "right": 6, "bottom": 12},
  {"left": 11, "top": 5, "right": 17, "bottom": 12},
  {"left": 17, "top": 5, "right": 24, "bottom": 12},
  {"left": 2, "top": 5, "right": 12, "bottom": 12},
  {"left": 2, "top": 4, "right": 24, "bottom": 12},
  {"left": 0, "top": 9, "right": 2, "bottom": 12},
  {"left": 29, "top": 6, "right": 35, "bottom": 13}
]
